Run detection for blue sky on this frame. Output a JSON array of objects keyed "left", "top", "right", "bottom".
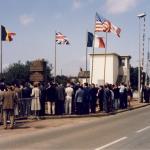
[{"left": 0, "top": 0, "right": 150, "bottom": 76}]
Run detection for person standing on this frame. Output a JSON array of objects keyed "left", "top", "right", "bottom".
[
  {"left": 113, "top": 84, "right": 120, "bottom": 110},
  {"left": 143, "top": 86, "right": 149, "bottom": 103},
  {"left": 89, "top": 84, "right": 98, "bottom": 113},
  {"left": 31, "top": 82, "right": 41, "bottom": 119},
  {"left": 0, "top": 84, "right": 5, "bottom": 125},
  {"left": 39, "top": 83, "right": 46, "bottom": 116},
  {"left": 56, "top": 84, "right": 65, "bottom": 115},
  {"left": 83, "top": 83, "right": 90, "bottom": 114},
  {"left": 103, "top": 84, "right": 111, "bottom": 113},
  {"left": 1, "top": 85, "right": 17, "bottom": 129},
  {"left": 119, "top": 83, "right": 125, "bottom": 109},
  {"left": 46, "top": 82, "right": 57, "bottom": 115},
  {"left": 65, "top": 83, "right": 74, "bottom": 115},
  {"left": 21, "top": 82, "right": 32, "bottom": 116},
  {"left": 75, "top": 85, "right": 84, "bottom": 115},
  {"left": 14, "top": 83, "right": 22, "bottom": 117},
  {"left": 97, "top": 86, "right": 104, "bottom": 112}
]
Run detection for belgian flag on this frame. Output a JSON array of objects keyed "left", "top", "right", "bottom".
[{"left": 1, "top": 25, "right": 16, "bottom": 41}]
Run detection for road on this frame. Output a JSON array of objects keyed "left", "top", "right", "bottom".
[{"left": 0, "top": 106, "right": 150, "bottom": 150}]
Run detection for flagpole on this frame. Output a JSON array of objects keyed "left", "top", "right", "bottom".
[
  {"left": 91, "top": 14, "right": 96, "bottom": 84},
  {"left": 0, "top": 37, "right": 2, "bottom": 75},
  {"left": 104, "top": 32, "right": 107, "bottom": 84},
  {"left": 85, "top": 30, "right": 88, "bottom": 83},
  {"left": 54, "top": 31, "right": 56, "bottom": 83}
]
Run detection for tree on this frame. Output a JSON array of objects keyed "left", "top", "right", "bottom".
[
  {"left": 130, "top": 67, "right": 138, "bottom": 90},
  {"left": 1, "top": 61, "right": 30, "bottom": 84},
  {"left": 1, "top": 60, "right": 52, "bottom": 84},
  {"left": 55, "top": 75, "right": 70, "bottom": 85}
]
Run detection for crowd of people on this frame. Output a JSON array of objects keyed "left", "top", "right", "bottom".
[{"left": 0, "top": 80, "right": 150, "bottom": 129}]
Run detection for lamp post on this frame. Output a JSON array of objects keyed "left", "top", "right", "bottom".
[
  {"left": 146, "top": 37, "right": 150, "bottom": 85},
  {"left": 137, "top": 12, "right": 146, "bottom": 101}
]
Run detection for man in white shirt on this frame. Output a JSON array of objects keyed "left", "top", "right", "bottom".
[{"left": 65, "top": 83, "right": 74, "bottom": 115}]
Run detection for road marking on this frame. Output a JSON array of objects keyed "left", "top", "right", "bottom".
[
  {"left": 136, "top": 126, "right": 150, "bottom": 133},
  {"left": 95, "top": 136, "right": 128, "bottom": 150}
]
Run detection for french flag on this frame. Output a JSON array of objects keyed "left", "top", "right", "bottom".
[{"left": 94, "top": 36, "right": 105, "bottom": 48}]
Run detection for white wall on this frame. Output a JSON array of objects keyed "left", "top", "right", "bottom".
[
  {"left": 90, "top": 54, "right": 117, "bottom": 85},
  {"left": 89, "top": 53, "right": 130, "bottom": 85},
  {"left": 113, "top": 55, "right": 119, "bottom": 83}
]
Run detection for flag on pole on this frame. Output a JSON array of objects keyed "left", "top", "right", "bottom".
[
  {"left": 87, "top": 32, "right": 93, "bottom": 47},
  {"left": 110, "top": 24, "right": 121, "bottom": 37},
  {"left": 56, "top": 32, "right": 70, "bottom": 45},
  {"left": 95, "top": 12, "right": 111, "bottom": 32},
  {"left": 94, "top": 36, "right": 105, "bottom": 48},
  {"left": 95, "top": 12, "right": 121, "bottom": 37},
  {"left": 1, "top": 25, "right": 16, "bottom": 41},
  {"left": 87, "top": 32, "right": 105, "bottom": 48}
]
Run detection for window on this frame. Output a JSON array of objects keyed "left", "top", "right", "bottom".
[{"left": 121, "top": 58, "right": 125, "bottom": 66}]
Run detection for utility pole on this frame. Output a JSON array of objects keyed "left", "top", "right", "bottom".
[{"left": 137, "top": 12, "right": 146, "bottom": 101}]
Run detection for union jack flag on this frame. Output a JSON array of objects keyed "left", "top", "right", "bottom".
[{"left": 56, "top": 32, "right": 70, "bottom": 45}]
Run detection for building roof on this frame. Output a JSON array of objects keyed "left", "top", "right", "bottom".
[
  {"left": 89, "top": 52, "right": 131, "bottom": 59},
  {"left": 120, "top": 55, "right": 131, "bottom": 59},
  {"left": 89, "top": 52, "right": 119, "bottom": 56}
]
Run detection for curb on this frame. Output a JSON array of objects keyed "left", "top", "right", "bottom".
[
  {"left": 115, "top": 103, "right": 150, "bottom": 114},
  {"left": 31, "top": 103, "right": 150, "bottom": 120},
  {"left": 16, "top": 103, "right": 150, "bottom": 121}
]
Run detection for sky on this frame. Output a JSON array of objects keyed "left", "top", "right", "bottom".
[{"left": 0, "top": 0, "right": 150, "bottom": 76}]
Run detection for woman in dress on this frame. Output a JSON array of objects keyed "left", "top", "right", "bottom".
[{"left": 31, "top": 82, "right": 41, "bottom": 119}]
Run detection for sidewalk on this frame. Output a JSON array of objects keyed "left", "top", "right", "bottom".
[
  {"left": 40, "top": 98, "right": 150, "bottom": 119},
  {"left": 0, "top": 99, "right": 149, "bottom": 134}
]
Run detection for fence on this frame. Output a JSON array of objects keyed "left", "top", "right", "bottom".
[{"left": 15, "top": 98, "right": 32, "bottom": 118}]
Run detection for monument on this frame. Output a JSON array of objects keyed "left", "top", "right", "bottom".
[{"left": 30, "top": 59, "right": 46, "bottom": 82}]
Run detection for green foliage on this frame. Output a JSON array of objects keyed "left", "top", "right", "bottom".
[
  {"left": 1, "top": 60, "right": 52, "bottom": 84},
  {"left": 130, "top": 67, "right": 138, "bottom": 90},
  {"left": 55, "top": 75, "right": 70, "bottom": 85},
  {"left": 2, "top": 61, "right": 30, "bottom": 84}
]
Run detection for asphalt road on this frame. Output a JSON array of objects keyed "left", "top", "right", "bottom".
[{"left": 0, "top": 106, "right": 150, "bottom": 150}]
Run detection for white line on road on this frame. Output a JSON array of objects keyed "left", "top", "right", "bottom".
[
  {"left": 136, "top": 126, "right": 150, "bottom": 133},
  {"left": 95, "top": 136, "right": 128, "bottom": 150}
]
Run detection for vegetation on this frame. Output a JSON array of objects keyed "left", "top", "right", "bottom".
[
  {"left": 130, "top": 67, "right": 149, "bottom": 90},
  {"left": 0, "top": 60, "right": 53, "bottom": 84},
  {"left": 130, "top": 67, "right": 138, "bottom": 89}
]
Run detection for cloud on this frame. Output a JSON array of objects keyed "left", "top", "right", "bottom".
[
  {"left": 19, "top": 14, "right": 34, "bottom": 26},
  {"left": 72, "top": 0, "right": 95, "bottom": 10},
  {"left": 73, "top": 0, "right": 81, "bottom": 9},
  {"left": 54, "top": 13, "right": 62, "bottom": 19},
  {"left": 105, "top": 0, "right": 138, "bottom": 14},
  {"left": 87, "top": 0, "right": 95, "bottom": 3}
]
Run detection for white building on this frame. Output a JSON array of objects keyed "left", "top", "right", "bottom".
[{"left": 89, "top": 52, "right": 131, "bottom": 85}]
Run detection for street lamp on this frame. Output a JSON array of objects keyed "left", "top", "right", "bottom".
[
  {"left": 137, "top": 13, "right": 146, "bottom": 18},
  {"left": 146, "top": 38, "right": 150, "bottom": 85},
  {"left": 137, "top": 12, "right": 146, "bottom": 101}
]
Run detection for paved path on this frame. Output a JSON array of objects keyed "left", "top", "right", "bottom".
[
  {"left": 0, "top": 104, "right": 150, "bottom": 149},
  {"left": 0, "top": 99, "right": 149, "bottom": 132}
]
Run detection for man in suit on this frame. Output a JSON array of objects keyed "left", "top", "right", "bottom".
[{"left": 1, "top": 85, "right": 17, "bottom": 129}]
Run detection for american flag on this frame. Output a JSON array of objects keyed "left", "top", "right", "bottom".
[
  {"left": 56, "top": 32, "right": 70, "bottom": 45},
  {"left": 95, "top": 12, "right": 121, "bottom": 37},
  {"left": 95, "top": 12, "right": 111, "bottom": 32}
]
